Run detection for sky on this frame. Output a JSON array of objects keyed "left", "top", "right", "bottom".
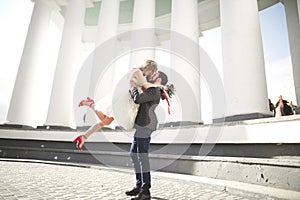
[{"left": 0, "top": 0, "right": 296, "bottom": 124}]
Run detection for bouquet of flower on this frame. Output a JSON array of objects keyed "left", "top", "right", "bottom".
[
  {"left": 160, "top": 83, "right": 176, "bottom": 114},
  {"left": 165, "top": 83, "right": 175, "bottom": 98}
]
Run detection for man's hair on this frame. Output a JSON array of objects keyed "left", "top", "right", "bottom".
[{"left": 158, "top": 71, "right": 168, "bottom": 85}]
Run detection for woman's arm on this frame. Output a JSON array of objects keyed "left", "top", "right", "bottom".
[{"left": 132, "top": 69, "right": 151, "bottom": 87}]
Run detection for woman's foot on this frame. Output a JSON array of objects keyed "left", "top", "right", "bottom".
[
  {"left": 72, "top": 135, "right": 87, "bottom": 151},
  {"left": 78, "top": 97, "right": 95, "bottom": 107}
]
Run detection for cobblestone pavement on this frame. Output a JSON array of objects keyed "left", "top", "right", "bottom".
[{"left": 0, "top": 160, "right": 253, "bottom": 200}]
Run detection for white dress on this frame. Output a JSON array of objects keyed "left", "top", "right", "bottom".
[{"left": 96, "top": 69, "right": 147, "bottom": 131}]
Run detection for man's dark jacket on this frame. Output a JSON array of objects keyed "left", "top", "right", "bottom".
[{"left": 131, "top": 87, "right": 161, "bottom": 131}]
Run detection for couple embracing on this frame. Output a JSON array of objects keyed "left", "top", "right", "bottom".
[{"left": 74, "top": 60, "right": 174, "bottom": 200}]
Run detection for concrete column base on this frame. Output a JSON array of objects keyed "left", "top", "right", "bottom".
[
  {"left": 213, "top": 113, "right": 273, "bottom": 123},
  {"left": 159, "top": 121, "right": 203, "bottom": 128},
  {"left": 36, "top": 126, "right": 75, "bottom": 131},
  {"left": 1, "top": 124, "right": 35, "bottom": 130}
]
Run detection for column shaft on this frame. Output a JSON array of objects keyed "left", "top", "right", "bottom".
[
  {"left": 6, "top": 0, "right": 52, "bottom": 127},
  {"left": 284, "top": 0, "right": 300, "bottom": 108},
  {"left": 89, "top": 0, "right": 120, "bottom": 96},
  {"left": 297, "top": 0, "right": 300, "bottom": 23},
  {"left": 95, "top": 0, "right": 120, "bottom": 46},
  {"left": 45, "top": 0, "right": 86, "bottom": 127},
  {"left": 220, "top": 0, "right": 270, "bottom": 120},
  {"left": 130, "top": 0, "right": 156, "bottom": 68},
  {"left": 170, "top": 0, "right": 202, "bottom": 124},
  {"left": 84, "top": 0, "right": 120, "bottom": 127}
]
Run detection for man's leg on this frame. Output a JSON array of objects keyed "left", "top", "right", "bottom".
[
  {"left": 135, "top": 127, "right": 152, "bottom": 197},
  {"left": 136, "top": 136, "right": 151, "bottom": 195},
  {"left": 126, "top": 136, "right": 142, "bottom": 196},
  {"left": 130, "top": 136, "right": 142, "bottom": 187}
]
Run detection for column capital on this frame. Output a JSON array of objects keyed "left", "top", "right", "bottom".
[
  {"left": 31, "top": 0, "right": 61, "bottom": 11},
  {"left": 85, "top": 0, "right": 94, "bottom": 8},
  {"left": 32, "top": 0, "right": 94, "bottom": 11}
]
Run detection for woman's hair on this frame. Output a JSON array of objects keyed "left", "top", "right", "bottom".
[{"left": 139, "top": 60, "right": 158, "bottom": 73}]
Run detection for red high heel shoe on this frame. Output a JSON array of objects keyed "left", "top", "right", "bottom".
[
  {"left": 78, "top": 97, "right": 95, "bottom": 107},
  {"left": 72, "top": 135, "right": 87, "bottom": 151},
  {"left": 87, "top": 97, "right": 94, "bottom": 102}
]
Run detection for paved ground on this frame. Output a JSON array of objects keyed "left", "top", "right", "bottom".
[{"left": 0, "top": 160, "right": 255, "bottom": 200}]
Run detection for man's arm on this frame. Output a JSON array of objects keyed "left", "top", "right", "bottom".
[{"left": 129, "top": 87, "right": 160, "bottom": 104}]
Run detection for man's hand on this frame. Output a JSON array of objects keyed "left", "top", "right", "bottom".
[{"left": 129, "top": 87, "right": 139, "bottom": 102}]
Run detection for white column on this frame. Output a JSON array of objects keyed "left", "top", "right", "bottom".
[
  {"left": 6, "top": 0, "right": 52, "bottom": 127},
  {"left": 130, "top": 0, "right": 156, "bottom": 68},
  {"left": 170, "top": 0, "right": 202, "bottom": 124},
  {"left": 297, "top": 0, "right": 300, "bottom": 23},
  {"left": 283, "top": 0, "right": 300, "bottom": 109},
  {"left": 220, "top": 0, "right": 271, "bottom": 120},
  {"left": 95, "top": 0, "right": 120, "bottom": 46},
  {"left": 83, "top": 0, "right": 120, "bottom": 127},
  {"left": 45, "top": 0, "right": 86, "bottom": 127},
  {"left": 90, "top": 0, "right": 120, "bottom": 98}
]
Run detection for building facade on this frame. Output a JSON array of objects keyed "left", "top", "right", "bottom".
[{"left": 5, "top": 0, "right": 300, "bottom": 128}]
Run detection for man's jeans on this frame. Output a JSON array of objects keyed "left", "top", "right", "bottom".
[{"left": 130, "top": 127, "right": 152, "bottom": 194}]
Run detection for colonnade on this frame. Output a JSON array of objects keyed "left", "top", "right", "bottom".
[{"left": 6, "top": 0, "right": 300, "bottom": 128}]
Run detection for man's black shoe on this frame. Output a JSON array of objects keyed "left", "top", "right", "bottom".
[
  {"left": 131, "top": 191, "right": 151, "bottom": 200},
  {"left": 125, "top": 187, "right": 141, "bottom": 196}
]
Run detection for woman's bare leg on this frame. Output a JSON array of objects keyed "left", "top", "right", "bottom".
[
  {"left": 77, "top": 116, "right": 114, "bottom": 150},
  {"left": 79, "top": 98, "right": 107, "bottom": 121},
  {"left": 95, "top": 110, "right": 107, "bottom": 121},
  {"left": 75, "top": 97, "right": 114, "bottom": 151},
  {"left": 84, "top": 116, "right": 114, "bottom": 138}
]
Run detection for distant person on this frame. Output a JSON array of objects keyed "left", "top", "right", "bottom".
[
  {"left": 269, "top": 99, "right": 276, "bottom": 117},
  {"left": 289, "top": 101, "right": 297, "bottom": 115},
  {"left": 275, "top": 95, "right": 292, "bottom": 117}
]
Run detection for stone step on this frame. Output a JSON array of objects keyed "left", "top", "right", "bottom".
[{"left": 0, "top": 138, "right": 299, "bottom": 191}]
